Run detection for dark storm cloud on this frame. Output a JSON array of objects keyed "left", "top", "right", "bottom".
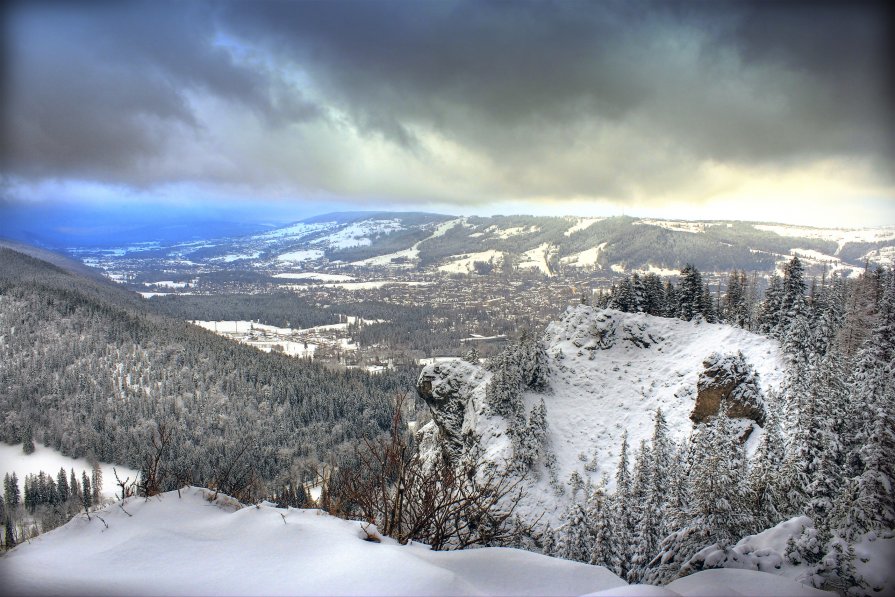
[
  {"left": 219, "top": 0, "right": 893, "bottom": 169},
  {"left": 1, "top": 0, "right": 892, "bottom": 201},
  {"left": 1, "top": 1, "right": 321, "bottom": 183}
]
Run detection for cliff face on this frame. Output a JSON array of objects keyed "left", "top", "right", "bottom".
[{"left": 416, "top": 306, "right": 785, "bottom": 523}]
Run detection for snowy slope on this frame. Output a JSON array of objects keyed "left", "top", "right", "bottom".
[
  {"left": 0, "top": 487, "right": 831, "bottom": 596},
  {"left": 418, "top": 307, "right": 785, "bottom": 522}
]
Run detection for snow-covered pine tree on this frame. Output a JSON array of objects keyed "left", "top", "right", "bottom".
[
  {"left": 780, "top": 256, "right": 807, "bottom": 333},
  {"left": 757, "top": 274, "right": 783, "bottom": 337},
  {"left": 629, "top": 439, "right": 661, "bottom": 583},
  {"left": 663, "top": 281, "right": 678, "bottom": 318},
  {"left": 611, "top": 431, "right": 634, "bottom": 579},
  {"left": 677, "top": 265, "right": 703, "bottom": 322},
  {"left": 587, "top": 475, "right": 612, "bottom": 569},
  {"left": 749, "top": 407, "right": 787, "bottom": 530}
]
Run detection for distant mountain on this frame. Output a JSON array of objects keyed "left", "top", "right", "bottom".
[{"left": 69, "top": 212, "right": 895, "bottom": 281}]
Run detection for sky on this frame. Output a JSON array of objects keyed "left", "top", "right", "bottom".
[{"left": 1, "top": 0, "right": 893, "bottom": 234}]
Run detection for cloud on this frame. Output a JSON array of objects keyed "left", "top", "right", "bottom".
[{"left": 1, "top": 0, "right": 892, "bottom": 222}]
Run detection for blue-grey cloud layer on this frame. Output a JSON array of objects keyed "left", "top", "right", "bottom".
[{"left": 2, "top": 0, "right": 892, "bottom": 211}]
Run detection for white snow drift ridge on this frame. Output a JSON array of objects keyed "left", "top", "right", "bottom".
[{"left": 0, "top": 487, "right": 830, "bottom": 596}]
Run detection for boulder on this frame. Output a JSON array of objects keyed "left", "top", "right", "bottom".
[{"left": 692, "top": 351, "right": 766, "bottom": 426}]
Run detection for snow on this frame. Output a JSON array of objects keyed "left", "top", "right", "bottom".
[
  {"left": 560, "top": 243, "right": 606, "bottom": 268},
  {"left": 485, "top": 225, "right": 540, "bottom": 239},
  {"left": 259, "top": 222, "right": 331, "bottom": 240},
  {"left": 636, "top": 220, "right": 720, "bottom": 234},
  {"left": 0, "top": 487, "right": 628, "bottom": 597},
  {"left": 518, "top": 243, "right": 555, "bottom": 276},
  {"left": 438, "top": 250, "right": 505, "bottom": 274},
  {"left": 351, "top": 246, "right": 419, "bottom": 267},
  {"left": 663, "top": 569, "right": 831, "bottom": 596},
  {"left": 861, "top": 245, "right": 895, "bottom": 266},
  {"left": 854, "top": 530, "right": 895, "bottom": 593},
  {"left": 310, "top": 219, "right": 404, "bottom": 249},
  {"left": 611, "top": 264, "right": 626, "bottom": 273},
  {"left": 147, "top": 280, "right": 187, "bottom": 289},
  {"left": 639, "top": 265, "right": 681, "bottom": 277},
  {"left": 273, "top": 272, "right": 356, "bottom": 282},
  {"left": 215, "top": 252, "right": 262, "bottom": 262},
  {"left": 754, "top": 224, "right": 895, "bottom": 253},
  {"left": 537, "top": 308, "right": 784, "bottom": 487},
  {"left": 0, "top": 442, "right": 140, "bottom": 500},
  {"left": 564, "top": 218, "right": 604, "bottom": 237},
  {"left": 789, "top": 248, "right": 839, "bottom": 262},
  {"left": 276, "top": 249, "right": 324, "bottom": 263},
  {"left": 420, "top": 307, "right": 785, "bottom": 524}
]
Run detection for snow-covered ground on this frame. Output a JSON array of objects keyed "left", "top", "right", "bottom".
[
  {"left": 438, "top": 250, "right": 505, "bottom": 274},
  {"left": 276, "top": 249, "right": 325, "bottom": 263},
  {"left": 272, "top": 272, "right": 356, "bottom": 282},
  {"left": 564, "top": 217, "right": 604, "bottom": 237},
  {"left": 0, "top": 442, "right": 140, "bottom": 500},
  {"left": 754, "top": 224, "right": 895, "bottom": 253},
  {"left": 560, "top": 243, "right": 606, "bottom": 268},
  {"left": 0, "top": 487, "right": 832, "bottom": 597},
  {"left": 419, "top": 307, "right": 785, "bottom": 524},
  {"left": 538, "top": 308, "right": 784, "bottom": 484},
  {"left": 518, "top": 243, "right": 555, "bottom": 276}
]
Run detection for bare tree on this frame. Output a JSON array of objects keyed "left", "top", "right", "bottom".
[
  {"left": 334, "top": 393, "right": 531, "bottom": 550},
  {"left": 138, "top": 423, "right": 172, "bottom": 497}
]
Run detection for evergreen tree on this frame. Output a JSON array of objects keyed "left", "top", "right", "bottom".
[
  {"left": 81, "top": 472, "right": 92, "bottom": 511},
  {"left": 677, "top": 265, "right": 703, "bottom": 321},
  {"left": 91, "top": 462, "right": 103, "bottom": 505},
  {"left": 749, "top": 406, "right": 787, "bottom": 530},
  {"left": 611, "top": 432, "right": 633, "bottom": 579},
  {"left": 56, "top": 468, "right": 70, "bottom": 503},
  {"left": 21, "top": 426, "right": 35, "bottom": 455},
  {"left": 757, "top": 274, "right": 783, "bottom": 336}
]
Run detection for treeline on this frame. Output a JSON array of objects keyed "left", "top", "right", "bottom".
[{"left": 1, "top": 466, "right": 104, "bottom": 549}]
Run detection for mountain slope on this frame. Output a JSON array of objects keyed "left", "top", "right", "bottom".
[
  {"left": 0, "top": 246, "right": 416, "bottom": 495},
  {"left": 72, "top": 213, "right": 895, "bottom": 286}
]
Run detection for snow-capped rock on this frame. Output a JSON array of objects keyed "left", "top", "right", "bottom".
[{"left": 416, "top": 306, "right": 785, "bottom": 523}]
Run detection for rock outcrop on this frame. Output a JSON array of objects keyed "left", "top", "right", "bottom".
[
  {"left": 692, "top": 351, "right": 767, "bottom": 426},
  {"left": 416, "top": 359, "right": 487, "bottom": 458}
]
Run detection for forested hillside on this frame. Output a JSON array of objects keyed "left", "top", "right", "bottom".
[{"left": 0, "top": 248, "right": 419, "bottom": 501}]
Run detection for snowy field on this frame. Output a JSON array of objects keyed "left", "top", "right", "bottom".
[
  {"left": 0, "top": 442, "right": 140, "bottom": 500},
  {"left": 0, "top": 487, "right": 831, "bottom": 597}
]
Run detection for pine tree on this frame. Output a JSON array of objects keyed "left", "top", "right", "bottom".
[
  {"left": 56, "top": 468, "right": 70, "bottom": 503},
  {"left": 750, "top": 408, "right": 787, "bottom": 530},
  {"left": 91, "top": 462, "right": 103, "bottom": 505},
  {"left": 757, "top": 274, "right": 783, "bottom": 336},
  {"left": 677, "top": 265, "right": 703, "bottom": 321},
  {"left": 611, "top": 432, "right": 633, "bottom": 579},
  {"left": 780, "top": 256, "right": 807, "bottom": 333},
  {"left": 21, "top": 426, "right": 35, "bottom": 455},
  {"left": 81, "top": 472, "right": 92, "bottom": 511},
  {"left": 629, "top": 440, "right": 660, "bottom": 582},
  {"left": 587, "top": 475, "right": 612, "bottom": 568}
]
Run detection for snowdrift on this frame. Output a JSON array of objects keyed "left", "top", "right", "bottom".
[{"left": 0, "top": 488, "right": 832, "bottom": 596}]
